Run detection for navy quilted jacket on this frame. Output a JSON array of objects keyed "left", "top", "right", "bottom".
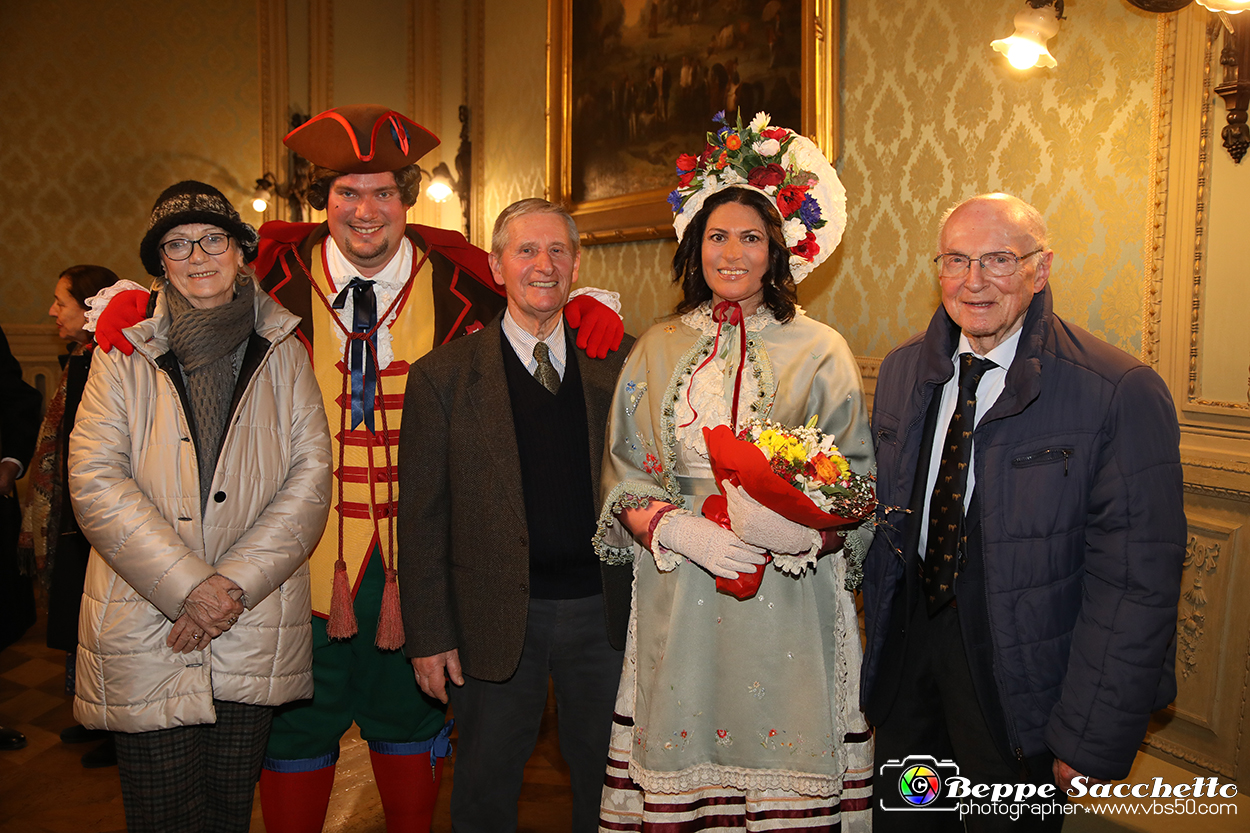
[{"left": 861, "top": 286, "right": 1185, "bottom": 780}]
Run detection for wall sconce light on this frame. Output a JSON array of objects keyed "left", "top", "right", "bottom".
[
  {"left": 251, "top": 176, "right": 277, "bottom": 213},
  {"left": 1212, "top": 5, "right": 1250, "bottom": 161},
  {"left": 252, "top": 113, "right": 313, "bottom": 221},
  {"left": 424, "top": 164, "right": 456, "bottom": 203},
  {"left": 419, "top": 105, "right": 472, "bottom": 237},
  {"left": 991, "top": 0, "right": 1063, "bottom": 70}
]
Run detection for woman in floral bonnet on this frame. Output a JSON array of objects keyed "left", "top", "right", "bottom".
[{"left": 595, "top": 113, "right": 874, "bottom": 830}]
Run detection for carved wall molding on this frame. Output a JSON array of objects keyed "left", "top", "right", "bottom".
[
  {"left": 1186, "top": 18, "right": 1218, "bottom": 405},
  {"left": 258, "top": 0, "right": 289, "bottom": 225},
  {"left": 858, "top": 356, "right": 879, "bottom": 381},
  {"left": 1184, "top": 482, "right": 1250, "bottom": 500},
  {"left": 1144, "top": 734, "right": 1237, "bottom": 779},
  {"left": 1146, "top": 508, "right": 1248, "bottom": 786},
  {"left": 1144, "top": 13, "right": 1176, "bottom": 369},
  {"left": 6, "top": 324, "right": 67, "bottom": 405},
  {"left": 1183, "top": 454, "right": 1250, "bottom": 475},
  {"left": 1178, "top": 536, "right": 1220, "bottom": 680},
  {"left": 310, "top": 0, "right": 333, "bottom": 113},
  {"left": 409, "top": 0, "right": 440, "bottom": 136},
  {"left": 469, "top": 0, "right": 485, "bottom": 247}
]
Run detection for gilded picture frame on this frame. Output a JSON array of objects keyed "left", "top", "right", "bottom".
[{"left": 546, "top": 0, "right": 840, "bottom": 245}]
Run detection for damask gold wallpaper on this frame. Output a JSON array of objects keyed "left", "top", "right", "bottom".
[
  {"left": 0, "top": 0, "right": 261, "bottom": 324},
  {"left": 831, "top": 0, "right": 1157, "bottom": 357},
  {"left": 3, "top": 0, "right": 1159, "bottom": 363},
  {"left": 485, "top": 0, "right": 1158, "bottom": 358}
]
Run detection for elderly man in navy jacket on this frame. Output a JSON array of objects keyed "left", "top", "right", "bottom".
[{"left": 861, "top": 193, "right": 1185, "bottom": 831}]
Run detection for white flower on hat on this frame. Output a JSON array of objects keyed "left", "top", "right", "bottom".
[
  {"left": 749, "top": 112, "right": 772, "bottom": 132},
  {"left": 754, "top": 138, "right": 781, "bottom": 157},
  {"left": 721, "top": 168, "right": 746, "bottom": 186},
  {"left": 783, "top": 218, "right": 807, "bottom": 247}
]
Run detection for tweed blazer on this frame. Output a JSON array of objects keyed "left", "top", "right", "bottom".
[{"left": 398, "top": 314, "right": 633, "bottom": 681}]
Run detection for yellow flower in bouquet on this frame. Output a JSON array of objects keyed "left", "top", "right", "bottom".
[{"left": 757, "top": 429, "right": 807, "bottom": 467}]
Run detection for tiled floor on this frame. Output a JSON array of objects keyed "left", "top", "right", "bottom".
[{"left": 0, "top": 609, "right": 573, "bottom": 832}]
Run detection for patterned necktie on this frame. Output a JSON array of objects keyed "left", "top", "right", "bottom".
[
  {"left": 533, "top": 341, "right": 560, "bottom": 394},
  {"left": 924, "top": 353, "right": 996, "bottom": 615},
  {"left": 331, "top": 278, "right": 378, "bottom": 431}
]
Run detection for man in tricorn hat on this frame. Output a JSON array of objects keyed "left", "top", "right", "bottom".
[
  {"left": 96, "top": 104, "right": 624, "bottom": 833},
  {"left": 256, "top": 106, "right": 624, "bottom": 833}
]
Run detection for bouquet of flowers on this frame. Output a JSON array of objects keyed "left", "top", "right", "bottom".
[{"left": 701, "top": 417, "right": 876, "bottom": 599}]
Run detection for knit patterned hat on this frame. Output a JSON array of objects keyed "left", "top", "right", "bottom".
[{"left": 139, "top": 181, "right": 260, "bottom": 277}]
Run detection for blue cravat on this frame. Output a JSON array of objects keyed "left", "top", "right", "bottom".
[{"left": 331, "top": 278, "right": 378, "bottom": 432}]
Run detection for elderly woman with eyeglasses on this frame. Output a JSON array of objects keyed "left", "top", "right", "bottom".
[{"left": 69, "top": 181, "right": 332, "bottom": 833}]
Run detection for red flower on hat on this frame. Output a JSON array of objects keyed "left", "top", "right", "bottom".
[
  {"left": 715, "top": 150, "right": 729, "bottom": 170},
  {"left": 761, "top": 127, "right": 789, "bottom": 141},
  {"left": 676, "top": 153, "right": 699, "bottom": 173},
  {"left": 791, "top": 232, "right": 820, "bottom": 261},
  {"left": 725, "top": 133, "right": 743, "bottom": 151},
  {"left": 776, "top": 184, "right": 807, "bottom": 218},
  {"left": 747, "top": 163, "right": 787, "bottom": 188}
]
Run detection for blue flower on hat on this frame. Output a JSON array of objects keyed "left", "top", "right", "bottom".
[
  {"left": 799, "top": 193, "right": 823, "bottom": 227},
  {"left": 667, "top": 190, "right": 683, "bottom": 212}
]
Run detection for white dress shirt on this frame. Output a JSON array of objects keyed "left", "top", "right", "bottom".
[
  {"left": 917, "top": 328, "right": 1023, "bottom": 561},
  {"left": 324, "top": 236, "right": 414, "bottom": 371},
  {"left": 501, "top": 307, "right": 567, "bottom": 381}
]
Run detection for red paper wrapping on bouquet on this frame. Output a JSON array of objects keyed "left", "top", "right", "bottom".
[{"left": 700, "top": 425, "right": 874, "bottom": 600}]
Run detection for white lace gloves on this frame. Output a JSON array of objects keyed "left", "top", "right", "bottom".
[
  {"left": 653, "top": 510, "right": 767, "bottom": 579},
  {"left": 722, "top": 481, "right": 822, "bottom": 556}
]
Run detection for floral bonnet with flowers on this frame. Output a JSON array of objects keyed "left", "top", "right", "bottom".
[{"left": 668, "top": 111, "right": 846, "bottom": 283}]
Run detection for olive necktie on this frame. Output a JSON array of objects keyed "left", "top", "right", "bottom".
[
  {"left": 925, "top": 353, "right": 996, "bottom": 615},
  {"left": 533, "top": 341, "right": 560, "bottom": 394}
]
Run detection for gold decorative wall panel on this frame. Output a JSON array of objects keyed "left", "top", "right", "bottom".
[
  {"left": 1150, "top": 6, "right": 1250, "bottom": 789},
  {"left": 0, "top": 0, "right": 261, "bottom": 325}
]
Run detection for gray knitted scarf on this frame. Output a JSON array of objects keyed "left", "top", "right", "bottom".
[{"left": 165, "top": 279, "right": 255, "bottom": 510}]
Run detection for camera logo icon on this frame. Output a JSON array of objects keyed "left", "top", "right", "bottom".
[
  {"left": 878, "top": 755, "right": 960, "bottom": 812},
  {"left": 899, "top": 762, "right": 943, "bottom": 806}
]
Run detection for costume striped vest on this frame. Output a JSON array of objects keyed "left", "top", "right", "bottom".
[{"left": 305, "top": 239, "right": 436, "bottom": 617}]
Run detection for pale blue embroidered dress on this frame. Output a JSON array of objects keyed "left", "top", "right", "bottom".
[{"left": 596, "top": 303, "right": 873, "bottom": 831}]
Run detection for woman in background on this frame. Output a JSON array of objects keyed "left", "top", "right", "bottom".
[{"left": 21, "top": 264, "right": 120, "bottom": 768}]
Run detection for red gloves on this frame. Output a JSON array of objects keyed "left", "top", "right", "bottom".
[
  {"left": 563, "top": 294, "right": 625, "bottom": 359},
  {"left": 94, "top": 288, "right": 624, "bottom": 358},
  {"left": 93, "top": 289, "right": 151, "bottom": 355}
]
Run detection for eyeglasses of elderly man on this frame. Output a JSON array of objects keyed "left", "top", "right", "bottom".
[{"left": 933, "top": 247, "right": 1044, "bottom": 278}]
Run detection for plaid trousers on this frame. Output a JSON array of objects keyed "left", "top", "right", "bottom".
[{"left": 114, "top": 700, "right": 274, "bottom": 833}]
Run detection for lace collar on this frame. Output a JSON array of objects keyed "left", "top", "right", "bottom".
[{"left": 679, "top": 301, "right": 802, "bottom": 336}]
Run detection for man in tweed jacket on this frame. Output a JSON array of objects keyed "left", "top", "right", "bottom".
[{"left": 398, "top": 199, "right": 632, "bottom": 833}]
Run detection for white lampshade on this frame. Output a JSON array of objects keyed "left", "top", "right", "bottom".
[
  {"left": 1196, "top": 1, "right": 1250, "bottom": 13},
  {"left": 425, "top": 179, "right": 453, "bottom": 203},
  {"left": 991, "top": 6, "right": 1061, "bottom": 70}
]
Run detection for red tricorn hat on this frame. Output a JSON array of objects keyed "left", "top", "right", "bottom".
[{"left": 283, "top": 104, "right": 439, "bottom": 173}]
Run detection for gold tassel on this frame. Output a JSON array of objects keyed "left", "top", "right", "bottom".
[
  {"left": 326, "top": 557, "right": 358, "bottom": 639},
  {"left": 375, "top": 566, "right": 405, "bottom": 651}
]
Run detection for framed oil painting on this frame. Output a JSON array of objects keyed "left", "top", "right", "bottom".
[{"left": 546, "top": 0, "right": 839, "bottom": 244}]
